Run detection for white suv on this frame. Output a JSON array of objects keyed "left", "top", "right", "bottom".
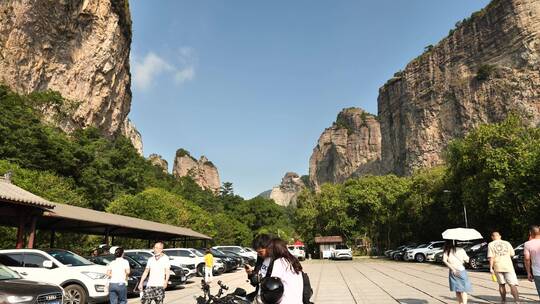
[
  {"left": 287, "top": 245, "right": 306, "bottom": 260},
  {"left": 0, "top": 249, "right": 108, "bottom": 303},
  {"left": 213, "top": 246, "right": 257, "bottom": 260},
  {"left": 163, "top": 248, "right": 206, "bottom": 277},
  {"left": 331, "top": 244, "right": 353, "bottom": 260},
  {"left": 405, "top": 241, "right": 445, "bottom": 263}
]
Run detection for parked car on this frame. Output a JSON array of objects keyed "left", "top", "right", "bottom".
[
  {"left": 163, "top": 248, "right": 208, "bottom": 277},
  {"left": 513, "top": 248, "right": 525, "bottom": 273},
  {"left": 196, "top": 248, "right": 236, "bottom": 272},
  {"left": 124, "top": 249, "right": 197, "bottom": 279},
  {"left": 390, "top": 244, "right": 418, "bottom": 261},
  {"left": 0, "top": 263, "right": 64, "bottom": 304},
  {"left": 331, "top": 244, "right": 353, "bottom": 260},
  {"left": 213, "top": 246, "right": 257, "bottom": 260},
  {"left": 468, "top": 246, "right": 489, "bottom": 270},
  {"left": 220, "top": 249, "right": 255, "bottom": 267},
  {"left": 426, "top": 248, "right": 443, "bottom": 262},
  {"left": 405, "top": 241, "right": 445, "bottom": 262},
  {"left": 188, "top": 248, "right": 227, "bottom": 275},
  {"left": 287, "top": 245, "right": 306, "bottom": 261},
  {"left": 0, "top": 249, "right": 108, "bottom": 303},
  {"left": 87, "top": 254, "right": 186, "bottom": 293}
]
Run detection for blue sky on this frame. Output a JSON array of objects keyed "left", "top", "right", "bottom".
[{"left": 128, "top": 0, "right": 490, "bottom": 198}]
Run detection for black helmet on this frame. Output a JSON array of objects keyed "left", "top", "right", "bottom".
[{"left": 260, "top": 277, "right": 284, "bottom": 304}]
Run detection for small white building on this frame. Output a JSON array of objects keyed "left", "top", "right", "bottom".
[{"left": 315, "top": 236, "right": 344, "bottom": 259}]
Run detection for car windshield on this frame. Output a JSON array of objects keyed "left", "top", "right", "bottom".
[
  {"left": 222, "top": 247, "right": 243, "bottom": 253},
  {"left": 0, "top": 264, "right": 20, "bottom": 280},
  {"left": 46, "top": 249, "right": 92, "bottom": 266},
  {"left": 298, "top": 246, "right": 305, "bottom": 250},
  {"left": 211, "top": 248, "right": 227, "bottom": 256},
  {"left": 416, "top": 244, "right": 428, "bottom": 248},
  {"left": 190, "top": 250, "right": 204, "bottom": 257},
  {"left": 335, "top": 244, "right": 349, "bottom": 250}
]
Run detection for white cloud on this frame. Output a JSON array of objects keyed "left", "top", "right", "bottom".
[
  {"left": 132, "top": 48, "right": 197, "bottom": 90},
  {"left": 175, "top": 66, "right": 195, "bottom": 84}
]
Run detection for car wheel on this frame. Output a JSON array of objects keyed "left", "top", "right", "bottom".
[
  {"left": 393, "top": 254, "right": 400, "bottom": 261},
  {"left": 469, "top": 258, "right": 479, "bottom": 270},
  {"left": 63, "top": 284, "right": 86, "bottom": 304},
  {"left": 197, "top": 263, "right": 205, "bottom": 276},
  {"left": 415, "top": 253, "right": 425, "bottom": 263}
]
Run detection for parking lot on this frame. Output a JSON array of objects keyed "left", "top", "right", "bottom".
[{"left": 131, "top": 259, "right": 540, "bottom": 304}]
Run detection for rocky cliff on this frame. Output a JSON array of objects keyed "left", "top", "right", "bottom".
[
  {"left": 268, "top": 172, "right": 306, "bottom": 206},
  {"left": 378, "top": 0, "right": 540, "bottom": 175},
  {"left": 309, "top": 108, "right": 382, "bottom": 190},
  {"left": 120, "top": 118, "right": 143, "bottom": 155},
  {"left": 172, "top": 149, "right": 221, "bottom": 193},
  {"left": 148, "top": 153, "right": 168, "bottom": 173},
  {"left": 0, "top": 0, "right": 132, "bottom": 137}
]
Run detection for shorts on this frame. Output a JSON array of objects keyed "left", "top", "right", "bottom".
[
  {"left": 495, "top": 271, "right": 519, "bottom": 286},
  {"left": 141, "top": 286, "right": 165, "bottom": 304}
]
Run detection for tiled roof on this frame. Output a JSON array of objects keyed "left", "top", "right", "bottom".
[{"left": 0, "top": 178, "right": 55, "bottom": 209}]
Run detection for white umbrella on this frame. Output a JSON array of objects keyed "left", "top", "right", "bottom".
[{"left": 442, "top": 228, "right": 483, "bottom": 241}]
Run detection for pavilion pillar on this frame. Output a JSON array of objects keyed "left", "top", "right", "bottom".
[
  {"left": 27, "top": 216, "right": 38, "bottom": 249},
  {"left": 50, "top": 229, "right": 56, "bottom": 248},
  {"left": 104, "top": 227, "right": 110, "bottom": 246},
  {"left": 15, "top": 214, "right": 25, "bottom": 249}
]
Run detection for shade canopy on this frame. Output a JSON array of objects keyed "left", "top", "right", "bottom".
[{"left": 442, "top": 228, "right": 483, "bottom": 241}]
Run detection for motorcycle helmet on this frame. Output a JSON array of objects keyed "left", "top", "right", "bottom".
[{"left": 260, "top": 277, "right": 284, "bottom": 304}]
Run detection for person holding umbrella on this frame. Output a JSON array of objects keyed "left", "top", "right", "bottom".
[{"left": 442, "top": 228, "right": 481, "bottom": 304}]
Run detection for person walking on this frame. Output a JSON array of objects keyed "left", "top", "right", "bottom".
[
  {"left": 442, "top": 240, "right": 472, "bottom": 304},
  {"left": 204, "top": 248, "right": 214, "bottom": 283},
  {"left": 106, "top": 247, "right": 130, "bottom": 304},
  {"left": 488, "top": 231, "right": 520, "bottom": 303},
  {"left": 138, "top": 242, "right": 170, "bottom": 304},
  {"left": 525, "top": 225, "right": 540, "bottom": 297}
]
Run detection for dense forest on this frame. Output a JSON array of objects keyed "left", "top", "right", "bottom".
[{"left": 0, "top": 85, "right": 295, "bottom": 253}]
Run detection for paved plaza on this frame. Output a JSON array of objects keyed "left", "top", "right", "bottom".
[{"left": 129, "top": 259, "right": 540, "bottom": 304}]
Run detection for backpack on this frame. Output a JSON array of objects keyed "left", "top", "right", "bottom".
[{"left": 266, "top": 259, "right": 314, "bottom": 304}]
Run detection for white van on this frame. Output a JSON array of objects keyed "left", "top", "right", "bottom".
[
  {"left": 0, "top": 249, "right": 108, "bottom": 303},
  {"left": 287, "top": 245, "right": 306, "bottom": 260}
]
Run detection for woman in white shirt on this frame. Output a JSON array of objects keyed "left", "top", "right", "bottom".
[
  {"left": 443, "top": 240, "right": 472, "bottom": 304},
  {"left": 259, "top": 237, "right": 304, "bottom": 304}
]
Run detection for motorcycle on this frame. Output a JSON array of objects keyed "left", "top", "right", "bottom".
[{"left": 196, "top": 280, "right": 251, "bottom": 304}]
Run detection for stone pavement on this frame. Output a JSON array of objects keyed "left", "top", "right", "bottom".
[{"left": 128, "top": 259, "right": 540, "bottom": 304}]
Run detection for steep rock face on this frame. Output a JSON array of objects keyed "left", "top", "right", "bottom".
[
  {"left": 269, "top": 172, "right": 305, "bottom": 206},
  {"left": 0, "top": 0, "right": 132, "bottom": 136},
  {"left": 309, "top": 108, "right": 382, "bottom": 190},
  {"left": 148, "top": 153, "right": 168, "bottom": 173},
  {"left": 173, "top": 149, "right": 221, "bottom": 192},
  {"left": 378, "top": 0, "right": 540, "bottom": 175},
  {"left": 120, "top": 118, "right": 143, "bottom": 155}
]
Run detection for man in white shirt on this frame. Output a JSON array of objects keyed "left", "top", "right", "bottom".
[
  {"left": 488, "top": 231, "right": 519, "bottom": 303},
  {"left": 138, "top": 242, "right": 170, "bottom": 304},
  {"left": 106, "top": 247, "right": 130, "bottom": 304}
]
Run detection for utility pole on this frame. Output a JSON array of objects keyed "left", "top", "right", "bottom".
[{"left": 443, "top": 190, "right": 468, "bottom": 228}]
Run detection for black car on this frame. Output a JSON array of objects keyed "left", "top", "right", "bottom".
[
  {"left": 513, "top": 248, "right": 525, "bottom": 274},
  {"left": 0, "top": 263, "right": 63, "bottom": 304},
  {"left": 218, "top": 250, "right": 247, "bottom": 268},
  {"left": 468, "top": 246, "right": 489, "bottom": 270},
  {"left": 196, "top": 248, "right": 238, "bottom": 272},
  {"left": 88, "top": 254, "right": 186, "bottom": 292}
]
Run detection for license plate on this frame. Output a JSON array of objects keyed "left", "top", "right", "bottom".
[{"left": 518, "top": 263, "right": 524, "bottom": 268}]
